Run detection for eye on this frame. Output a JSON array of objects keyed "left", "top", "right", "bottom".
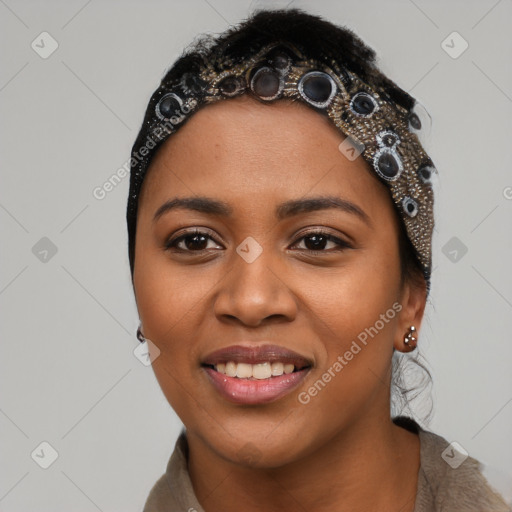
[
  {"left": 164, "top": 229, "right": 222, "bottom": 252},
  {"left": 291, "top": 230, "right": 352, "bottom": 253},
  {"left": 164, "top": 228, "right": 352, "bottom": 255}
]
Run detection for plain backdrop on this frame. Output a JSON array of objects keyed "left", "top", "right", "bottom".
[{"left": 1, "top": 0, "right": 511, "bottom": 510}]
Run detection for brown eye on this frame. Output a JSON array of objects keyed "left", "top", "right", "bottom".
[
  {"left": 165, "top": 229, "right": 221, "bottom": 252},
  {"left": 292, "top": 230, "right": 352, "bottom": 253}
]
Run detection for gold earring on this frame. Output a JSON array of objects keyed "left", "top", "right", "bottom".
[{"left": 403, "top": 325, "right": 417, "bottom": 351}]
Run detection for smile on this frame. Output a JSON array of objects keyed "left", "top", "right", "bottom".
[{"left": 201, "top": 344, "right": 312, "bottom": 405}]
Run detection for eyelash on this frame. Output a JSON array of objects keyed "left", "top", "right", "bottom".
[{"left": 164, "top": 228, "right": 352, "bottom": 254}]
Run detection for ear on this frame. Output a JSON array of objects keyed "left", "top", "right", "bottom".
[{"left": 394, "top": 277, "right": 427, "bottom": 353}]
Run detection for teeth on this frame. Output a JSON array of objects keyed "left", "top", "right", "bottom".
[
  {"left": 284, "top": 364, "right": 294, "bottom": 374},
  {"left": 271, "top": 362, "right": 283, "bottom": 376},
  {"left": 236, "top": 363, "right": 252, "bottom": 378},
  {"left": 225, "top": 361, "right": 237, "bottom": 377},
  {"left": 214, "top": 361, "right": 299, "bottom": 378},
  {"left": 253, "top": 362, "right": 271, "bottom": 380}
]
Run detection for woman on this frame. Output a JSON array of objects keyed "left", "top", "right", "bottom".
[{"left": 126, "top": 8, "right": 510, "bottom": 511}]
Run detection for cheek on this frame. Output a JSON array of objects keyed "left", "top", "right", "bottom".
[
  {"left": 301, "top": 285, "right": 398, "bottom": 431},
  {"left": 299, "top": 244, "right": 401, "bottom": 391},
  {"left": 133, "top": 258, "right": 211, "bottom": 421},
  {"left": 135, "top": 267, "right": 201, "bottom": 344},
  {"left": 304, "top": 245, "right": 400, "bottom": 338},
  {"left": 307, "top": 275, "right": 398, "bottom": 372},
  {"left": 133, "top": 247, "right": 225, "bottom": 365}
]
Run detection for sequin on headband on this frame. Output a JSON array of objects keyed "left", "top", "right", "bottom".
[{"left": 127, "top": 41, "right": 437, "bottom": 293}]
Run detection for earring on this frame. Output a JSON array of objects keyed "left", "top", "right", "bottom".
[
  {"left": 403, "top": 325, "right": 417, "bottom": 351},
  {"left": 136, "top": 324, "right": 146, "bottom": 343}
]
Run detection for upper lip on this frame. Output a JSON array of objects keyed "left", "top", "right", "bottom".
[{"left": 202, "top": 344, "right": 313, "bottom": 368}]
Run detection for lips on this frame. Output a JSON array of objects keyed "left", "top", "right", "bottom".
[
  {"left": 201, "top": 344, "right": 313, "bottom": 405},
  {"left": 202, "top": 344, "right": 312, "bottom": 368}
]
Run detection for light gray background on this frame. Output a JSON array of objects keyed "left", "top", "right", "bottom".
[{"left": 1, "top": 0, "right": 511, "bottom": 510}]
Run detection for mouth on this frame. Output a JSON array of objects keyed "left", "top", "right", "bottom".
[
  {"left": 202, "top": 361, "right": 310, "bottom": 378},
  {"left": 201, "top": 344, "right": 313, "bottom": 405}
]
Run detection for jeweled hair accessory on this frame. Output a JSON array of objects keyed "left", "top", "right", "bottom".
[{"left": 127, "top": 40, "right": 436, "bottom": 294}]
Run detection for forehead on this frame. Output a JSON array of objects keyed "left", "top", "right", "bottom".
[{"left": 138, "top": 95, "right": 390, "bottom": 216}]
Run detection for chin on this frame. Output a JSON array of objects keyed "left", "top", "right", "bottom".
[
  {"left": 216, "top": 436, "right": 306, "bottom": 470},
  {"left": 192, "top": 416, "right": 314, "bottom": 469}
]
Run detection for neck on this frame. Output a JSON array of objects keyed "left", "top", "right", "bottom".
[{"left": 186, "top": 411, "right": 420, "bottom": 512}]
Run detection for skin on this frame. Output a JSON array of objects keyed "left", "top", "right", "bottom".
[{"left": 133, "top": 94, "right": 427, "bottom": 512}]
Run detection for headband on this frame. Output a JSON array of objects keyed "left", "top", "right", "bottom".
[{"left": 127, "top": 39, "right": 436, "bottom": 294}]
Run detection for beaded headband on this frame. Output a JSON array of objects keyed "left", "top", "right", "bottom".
[{"left": 127, "top": 40, "right": 436, "bottom": 293}]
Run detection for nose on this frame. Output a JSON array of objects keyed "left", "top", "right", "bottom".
[{"left": 213, "top": 248, "right": 298, "bottom": 327}]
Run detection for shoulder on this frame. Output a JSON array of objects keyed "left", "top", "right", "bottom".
[
  {"left": 142, "top": 471, "right": 176, "bottom": 512},
  {"left": 142, "top": 430, "right": 203, "bottom": 512},
  {"left": 145, "top": 421, "right": 510, "bottom": 511},
  {"left": 393, "top": 417, "right": 511, "bottom": 512}
]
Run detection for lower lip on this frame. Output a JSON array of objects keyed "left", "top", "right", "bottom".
[{"left": 203, "top": 366, "right": 310, "bottom": 405}]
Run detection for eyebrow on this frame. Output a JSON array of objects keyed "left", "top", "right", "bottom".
[{"left": 153, "top": 195, "right": 372, "bottom": 226}]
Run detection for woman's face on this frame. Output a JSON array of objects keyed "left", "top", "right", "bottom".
[{"left": 134, "top": 95, "right": 423, "bottom": 467}]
